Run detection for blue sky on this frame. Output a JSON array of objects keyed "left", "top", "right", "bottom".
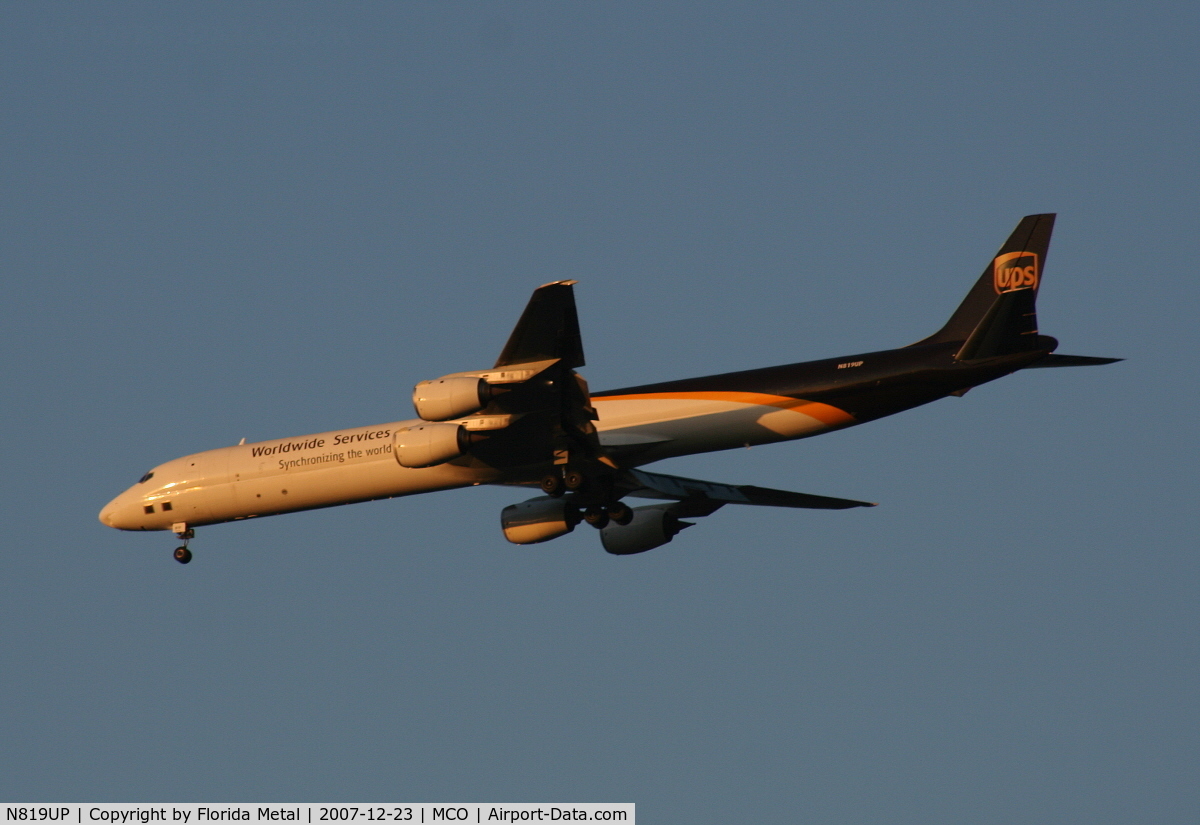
[{"left": 2, "top": 3, "right": 1197, "bottom": 822}]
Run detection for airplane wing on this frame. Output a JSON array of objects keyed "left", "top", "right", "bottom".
[
  {"left": 477, "top": 283, "right": 875, "bottom": 552},
  {"left": 585, "top": 467, "right": 875, "bottom": 554},
  {"left": 619, "top": 467, "right": 876, "bottom": 511},
  {"left": 437, "top": 281, "right": 606, "bottom": 476},
  {"left": 494, "top": 280, "right": 586, "bottom": 369},
  {"left": 474, "top": 283, "right": 879, "bottom": 510}
]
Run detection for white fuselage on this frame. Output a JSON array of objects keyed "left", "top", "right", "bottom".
[{"left": 99, "top": 394, "right": 850, "bottom": 532}]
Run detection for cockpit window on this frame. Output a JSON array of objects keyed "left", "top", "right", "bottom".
[{"left": 138, "top": 471, "right": 154, "bottom": 484}]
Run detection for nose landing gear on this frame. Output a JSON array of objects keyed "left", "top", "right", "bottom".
[{"left": 171, "top": 523, "right": 194, "bottom": 565}]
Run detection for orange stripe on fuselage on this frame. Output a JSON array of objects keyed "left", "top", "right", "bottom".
[{"left": 594, "top": 391, "right": 856, "bottom": 427}]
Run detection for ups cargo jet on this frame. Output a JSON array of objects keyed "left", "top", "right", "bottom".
[{"left": 100, "top": 214, "right": 1118, "bottom": 563}]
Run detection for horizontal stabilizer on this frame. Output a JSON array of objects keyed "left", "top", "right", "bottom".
[
  {"left": 1023, "top": 353, "right": 1124, "bottom": 368},
  {"left": 623, "top": 468, "right": 876, "bottom": 510}
]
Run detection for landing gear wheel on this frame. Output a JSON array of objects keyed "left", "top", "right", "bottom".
[
  {"left": 608, "top": 502, "right": 634, "bottom": 526},
  {"left": 583, "top": 506, "right": 610, "bottom": 529},
  {"left": 540, "top": 474, "right": 565, "bottom": 497},
  {"left": 563, "top": 470, "right": 587, "bottom": 491},
  {"left": 173, "top": 546, "right": 193, "bottom": 564}
]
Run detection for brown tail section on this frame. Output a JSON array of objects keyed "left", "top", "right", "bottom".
[{"left": 911, "top": 213, "right": 1056, "bottom": 347}]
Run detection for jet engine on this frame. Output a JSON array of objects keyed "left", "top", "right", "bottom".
[
  {"left": 394, "top": 423, "right": 467, "bottom": 468},
  {"left": 413, "top": 376, "right": 492, "bottom": 421},
  {"left": 501, "top": 497, "right": 580, "bottom": 544},
  {"left": 599, "top": 504, "right": 693, "bottom": 555}
]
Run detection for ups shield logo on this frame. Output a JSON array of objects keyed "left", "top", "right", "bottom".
[{"left": 993, "top": 251, "right": 1039, "bottom": 294}]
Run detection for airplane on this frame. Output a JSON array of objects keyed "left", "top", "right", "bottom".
[{"left": 100, "top": 214, "right": 1118, "bottom": 563}]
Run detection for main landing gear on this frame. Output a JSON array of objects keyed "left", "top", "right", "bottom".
[
  {"left": 172, "top": 522, "right": 194, "bottom": 564},
  {"left": 580, "top": 501, "right": 633, "bottom": 529},
  {"left": 539, "top": 469, "right": 633, "bottom": 531},
  {"left": 540, "top": 469, "right": 587, "bottom": 497}
]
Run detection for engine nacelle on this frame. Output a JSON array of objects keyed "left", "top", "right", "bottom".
[
  {"left": 412, "top": 376, "right": 491, "bottom": 422},
  {"left": 600, "top": 505, "right": 692, "bottom": 555},
  {"left": 394, "top": 423, "right": 466, "bottom": 468},
  {"left": 501, "top": 497, "right": 579, "bottom": 545}
]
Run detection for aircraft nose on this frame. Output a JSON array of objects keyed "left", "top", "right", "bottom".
[{"left": 99, "top": 495, "right": 135, "bottom": 529}]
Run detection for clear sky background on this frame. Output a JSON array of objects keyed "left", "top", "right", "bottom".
[{"left": 2, "top": 2, "right": 1197, "bottom": 822}]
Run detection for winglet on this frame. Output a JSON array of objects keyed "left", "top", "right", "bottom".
[{"left": 494, "top": 281, "right": 585, "bottom": 369}]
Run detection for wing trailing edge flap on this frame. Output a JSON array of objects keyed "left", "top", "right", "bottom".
[{"left": 622, "top": 468, "right": 876, "bottom": 517}]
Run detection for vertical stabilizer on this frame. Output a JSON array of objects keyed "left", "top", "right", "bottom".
[{"left": 912, "top": 214, "right": 1055, "bottom": 347}]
